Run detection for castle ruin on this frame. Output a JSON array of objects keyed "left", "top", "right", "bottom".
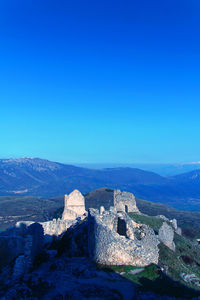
[
  {"left": 62, "top": 189, "right": 86, "bottom": 220},
  {"left": 114, "top": 190, "right": 140, "bottom": 214},
  {"left": 88, "top": 207, "right": 159, "bottom": 266}
]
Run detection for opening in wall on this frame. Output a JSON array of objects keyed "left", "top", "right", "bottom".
[{"left": 117, "top": 217, "right": 127, "bottom": 236}]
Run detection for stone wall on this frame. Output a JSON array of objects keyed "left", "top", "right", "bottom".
[
  {"left": 0, "top": 223, "right": 44, "bottom": 275},
  {"left": 158, "top": 222, "right": 175, "bottom": 251},
  {"left": 16, "top": 218, "right": 76, "bottom": 238},
  {"left": 85, "top": 188, "right": 140, "bottom": 214},
  {"left": 62, "top": 190, "right": 86, "bottom": 220},
  {"left": 16, "top": 189, "right": 87, "bottom": 239},
  {"left": 88, "top": 208, "right": 159, "bottom": 266},
  {"left": 114, "top": 190, "right": 140, "bottom": 214},
  {"left": 156, "top": 215, "right": 182, "bottom": 236}
]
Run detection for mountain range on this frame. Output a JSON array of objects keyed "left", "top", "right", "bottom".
[
  {"left": 1, "top": 157, "right": 200, "bottom": 211},
  {"left": 76, "top": 161, "right": 200, "bottom": 176}
]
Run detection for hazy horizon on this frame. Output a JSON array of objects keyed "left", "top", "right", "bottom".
[
  {"left": 2, "top": 156, "right": 200, "bottom": 177},
  {"left": 2, "top": 156, "right": 200, "bottom": 165}
]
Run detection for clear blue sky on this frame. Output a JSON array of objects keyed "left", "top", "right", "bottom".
[{"left": 0, "top": 0, "right": 200, "bottom": 164}]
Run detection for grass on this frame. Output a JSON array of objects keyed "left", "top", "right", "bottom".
[
  {"left": 136, "top": 197, "right": 200, "bottom": 239},
  {"left": 104, "top": 264, "right": 141, "bottom": 273},
  {"left": 98, "top": 263, "right": 200, "bottom": 298},
  {"left": 124, "top": 264, "right": 159, "bottom": 282},
  {"left": 128, "top": 212, "right": 200, "bottom": 294},
  {"left": 159, "top": 233, "right": 200, "bottom": 282},
  {"left": 97, "top": 263, "right": 159, "bottom": 283},
  {"left": 128, "top": 212, "right": 164, "bottom": 234}
]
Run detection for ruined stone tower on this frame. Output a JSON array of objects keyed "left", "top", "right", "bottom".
[
  {"left": 62, "top": 189, "right": 86, "bottom": 220},
  {"left": 114, "top": 190, "right": 140, "bottom": 214}
]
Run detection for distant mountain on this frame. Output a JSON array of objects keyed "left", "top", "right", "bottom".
[
  {"left": 76, "top": 162, "right": 200, "bottom": 176},
  {"left": 168, "top": 169, "right": 200, "bottom": 199},
  {"left": 150, "top": 162, "right": 200, "bottom": 176},
  {"left": 171, "top": 169, "right": 200, "bottom": 183},
  {"left": 1, "top": 157, "right": 200, "bottom": 211},
  {"left": 0, "top": 157, "right": 166, "bottom": 196}
]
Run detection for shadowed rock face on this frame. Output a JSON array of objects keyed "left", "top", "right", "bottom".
[
  {"left": 88, "top": 208, "right": 159, "bottom": 266},
  {"left": 0, "top": 223, "right": 44, "bottom": 274},
  {"left": 62, "top": 190, "right": 86, "bottom": 220}
]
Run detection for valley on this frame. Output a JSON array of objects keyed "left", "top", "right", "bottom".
[{"left": 1, "top": 158, "right": 200, "bottom": 211}]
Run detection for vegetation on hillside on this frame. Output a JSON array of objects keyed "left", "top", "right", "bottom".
[
  {"left": 125, "top": 213, "right": 200, "bottom": 297},
  {"left": 136, "top": 197, "right": 200, "bottom": 239}
]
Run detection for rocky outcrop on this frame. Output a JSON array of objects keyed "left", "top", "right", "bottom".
[
  {"left": 170, "top": 218, "right": 182, "bottom": 235},
  {"left": 181, "top": 273, "right": 200, "bottom": 287},
  {"left": 62, "top": 190, "right": 86, "bottom": 220},
  {"left": 156, "top": 215, "right": 169, "bottom": 222},
  {"left": 0, "top": 233, "right": 24, "bottom": 269},
  {"left": 170, "top": 218, "right": 178, "bottom": 230},
  {"left": 114, "top": 190, "right": 140, "bottom": 214},
  {"left": 156, "top": 215, "right": 182, "bottom": 236},
  {"left": 158, "top": 222, "right": 175, "bottom": 251},
  {"left": 88, "top": 207, "right": 159, "bottom": 266},
  {"left": 0, "top": 222, "right": 44, "bottom": 277}
]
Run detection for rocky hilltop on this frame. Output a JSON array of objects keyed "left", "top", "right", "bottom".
[{"left": 0, "top": 189, "right": 200, "bottom": 299}]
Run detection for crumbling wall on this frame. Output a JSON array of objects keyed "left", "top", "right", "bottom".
[
  {"left": 0, "top": 223, "right": 44, "bottom": 275},
  {"left": 62, "top": 190, "right": 86, "bottom": 220},
  {"left": 156, "top": 215, "right": 182, "bottom": 236},
  {"left": 88, "top": 208, "right": 159, "bottom": 266},
  {"left": 16, "top": 218, "right": 76, "bottom": 238},
  {"left": 158, "top": 222, "right": 175, "bottom": 251},
  {"left": 16, "top": 190, "right": 87, "bottom": 240},
  {"left": 114, "top": 190, "right": 140, "bottom": 214}
]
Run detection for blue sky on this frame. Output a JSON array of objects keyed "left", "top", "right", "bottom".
[{"left": 0, "top": 0, "right": 200, "bottom": 164}]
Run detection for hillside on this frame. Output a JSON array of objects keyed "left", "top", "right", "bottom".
[
  {"left": 105, "top": 213, "right": 200, "bottom": 298},
  {"left": 2, "top": 187, "right": 200, "bottom": 240},
  {"left": 1, "top": 158, "right": 200, "bottom": 211},
  {"left": 136, "top": 198, "right": 200, "bottom": 239},
  {"left": 0, "top": 195, "right": 63, "bottom": 230},
  {"left": 1, "top": 188, "right": 200, "bottom": 299},
  {"left": 0, "top": 158, "right": 166, "bottom": 196}
]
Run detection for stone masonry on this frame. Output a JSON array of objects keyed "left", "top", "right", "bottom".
[
  {"left": 16, "top": 190, "right": 86, "bottom": 238},
  {"left": 158, "top": 222, "right": 175, "bottom": 251},
  {"left": 10, "top": 188, "right": 182, "bottom": 270},
  {"left": 88, "top": 207, "right": 159, "bottom": 266},
  {"left": 114, "top": 190, "right": 140, "bottom": 214},
  {"left": 62, "top": 190, "right": 86, "bottom": 220}
]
